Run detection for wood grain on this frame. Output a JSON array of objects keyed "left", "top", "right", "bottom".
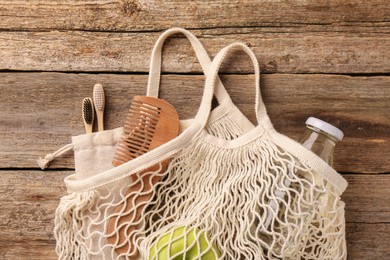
[
  {"left": 1, "top": 1, "right": 388, "bottom": 259},
  {"left": 0, "top": 170, "right": 65, "bottom": 259},
  {"left": 343, "top": 174, "right": 390, "bottom": 223},
  {"left": 0, "top": 240, "right": 57, "bottom": 260},
  {"left": 1, "top": 72, "right": 388, "bottom": 173},
  {"left": 345, "top": 223, "right": 390, "bottom": 260},
  {"left": 1, "top": 30, "right": 389, "bottom": 74},
  {"left": 0, "top": 170, "right": 389, "bottom": 259},
  {"left": 0, "top": 1, "right": 389, "bottom": 32}
]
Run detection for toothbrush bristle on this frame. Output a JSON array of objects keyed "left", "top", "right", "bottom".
[
  {"left": 83, "top": 98, "right": 94, "bottom": 124},
  {"left": 93, "top": 84, "right": 105, "bottom": 111}
]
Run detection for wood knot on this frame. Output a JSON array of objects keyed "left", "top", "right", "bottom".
[{"left": 121, "top": 0, "right": 141, "bottom": 16}]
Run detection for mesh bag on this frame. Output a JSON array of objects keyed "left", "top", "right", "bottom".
[{"left": 49, "top": 29, "right": 348, "bottom": 259}]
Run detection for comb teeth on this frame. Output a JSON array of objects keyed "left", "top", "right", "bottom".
[
  {"left": 93, "top": 84, "right": 105, "bottom": 111},
  {"left": 82, "top": 98, "right": 94, "bottom": 124},
  {"left": 112, "top": 100, "right": 161, "bottom": 166}
]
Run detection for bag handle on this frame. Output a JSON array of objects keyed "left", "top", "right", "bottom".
[
  {"left": 195, "top": 42, "right": 270, "bottom": 128},
  {"left": 146, "top": 28, "right": 232, "bottom": 106}
]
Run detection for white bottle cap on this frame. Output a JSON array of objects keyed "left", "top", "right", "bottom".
[{"left": 305, "top": 117, "right": 344, "bottom": 141}]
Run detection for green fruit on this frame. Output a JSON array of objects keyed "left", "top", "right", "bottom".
[{"left": 148, "top": 226, "right": 221, "bottom": 260}]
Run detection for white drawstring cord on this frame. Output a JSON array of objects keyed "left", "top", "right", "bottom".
[{"left": 37, "top": 143, "right": 73, "bottom": 170}]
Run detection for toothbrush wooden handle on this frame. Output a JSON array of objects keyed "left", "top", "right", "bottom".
[
  {"left": 84, "top": 124, "right": 93, "bottom": 134},
  {"left": 97, "top": 111, "right": 104, "bottom": 131}
]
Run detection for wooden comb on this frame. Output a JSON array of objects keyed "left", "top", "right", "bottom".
[
  {"left": 112, "top": 96, "right": 179, "bottom": 166},
  {"left": 108, "top": 96, "right": 180, "bottom": 257}
]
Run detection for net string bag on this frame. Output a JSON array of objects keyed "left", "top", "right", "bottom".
[
  {"left": 52, "top": 28, "right": 256, "bottom": 260},
  {"left": 136, "top": 43, "right": 348, "bottom": 259},
  {"left": 57, "top": 40, "right": 348, "bottom": 259}
]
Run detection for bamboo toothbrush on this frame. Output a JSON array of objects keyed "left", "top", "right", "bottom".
[
  {"left": 82, "top": 97, "right": 94, "bottom": 134},
  {"left": 93, "top": 83, "right": 105, "bottom": 131}
]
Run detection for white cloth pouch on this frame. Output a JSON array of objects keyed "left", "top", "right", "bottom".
[{"left": 46, "top": 29, "right": 348, "bottom": 260}]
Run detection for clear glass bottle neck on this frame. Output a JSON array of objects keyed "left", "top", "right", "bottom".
[{"left": 298, "top": 125, "right": 339, "bottom": 166}]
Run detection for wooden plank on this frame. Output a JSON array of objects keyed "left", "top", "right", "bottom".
[
  {"left": 0, "top": 171, "right": 389, "bottom": 259},
  {"left": 0, "top": 1, "right": 389, "bottom": 32},
  {"left": 0, "top": 170, "right": 67, "bottom": 242},
  {"left": 0, "top": 30, "right": 389, "bottom": 74},
  {"left": 0, "top": 240, "right": 56, "bottom": 260},
  {"left": 343, "top": 175, "right": 390, "bottom": 259},
  {"left": 0, "top": 72, "right": 389, "bottom": 173},
  {"left": 0, "top": 170, "right": 63, "bottom": 259},
  {"left": 346, "top": 223, "right": 390, "bottom": 260},
  {"left": 343, "top": 174, "right": 390, "bottom": 223}
]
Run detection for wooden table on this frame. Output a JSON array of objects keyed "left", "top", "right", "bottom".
[{"left": 0, "top": 1, "right": 389, "bottom": 259}]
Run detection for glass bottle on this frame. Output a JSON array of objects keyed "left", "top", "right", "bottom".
[
  {"left": 297, "top": 118, "right": 344, "bottom": 255},
  {"left": 298, "top": 117, "right": 343, "bottom": 212},
  {"left": 299, "top": 117, "right": 344, "bottom": 167},
  {"left": 265, "top": 117, "right": 343, "bottom": 228},
  {"left": 259, "top": 117, "right": 343, "bottom": 256}
]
